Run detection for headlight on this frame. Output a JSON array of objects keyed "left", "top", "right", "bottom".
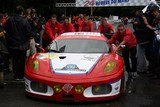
[
  {"left": 104, "top": 61, "right": 117, "bottom": 73},
  {"left": 30, "top": 60, "right": 39, "bottom": 71},
  {"left": 53, "top": 85, "right": 62, "bottom": 93},
  {"left": 75, "top": 85, "right": 84, "bottom": 94}
]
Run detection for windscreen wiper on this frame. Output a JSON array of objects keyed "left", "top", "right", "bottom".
[{"left": 49, "top": 49, "right": 60, "bottom": 53}]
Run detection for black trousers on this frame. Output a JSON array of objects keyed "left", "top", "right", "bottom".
[
  {"left": 140, "top": 43, "right": 152, "bottom": 64},
  {"left": 0, "top": 52, "right": 10, "bottom": 72},
  {"left": 122, "top": 46, "right": 137, "bottom": 73},
  {"left": 0, "top": 52, "right": 4, "bottom": 72},
  {"left": 8, "top": 49, "right": 26, "bottom": 79},
  {"left": 150, "top": 52, "right": 160, "bottom": 74}
]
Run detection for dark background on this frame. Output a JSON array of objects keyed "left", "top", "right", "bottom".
[{"left": 0, "top": 0, "right": 145, "bottom": 17}]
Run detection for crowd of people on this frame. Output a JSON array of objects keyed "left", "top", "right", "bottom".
[
  {"left": 133, "top": 7, "right": 160, "bottom": 79},
  {"left": 0, "top": 5, "right": 160, "bottom": 88}
]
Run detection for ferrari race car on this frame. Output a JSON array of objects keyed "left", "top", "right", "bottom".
[{"left": 25, "top": 32, "right": 125, "bottom": 102}]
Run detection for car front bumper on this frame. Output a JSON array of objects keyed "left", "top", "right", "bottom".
[{"left": 25, "top": 71, "right": 124, "bottom": 102}]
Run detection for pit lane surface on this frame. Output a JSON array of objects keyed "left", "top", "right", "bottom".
[{"left": 0, "top": 72, "right": 160, "bottom": 107}]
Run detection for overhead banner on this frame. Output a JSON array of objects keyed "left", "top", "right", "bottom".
[{"left": 76, "top": 0, "right": 153, "bottom": 7}]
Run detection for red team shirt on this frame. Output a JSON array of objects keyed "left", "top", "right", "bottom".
[
  {"left": 43, "top": 20, "right": 62, "bottom": 42},
  {"left": 98, "top": 22, "right": 114, "bottom": 33},
  {"left": 79, "top": 21, "right": 94, "bottom": 32},
  {"left": 108, "top": 28, "right": 137, "bottom": 48},
  {"left": 61, "top": 23, "right": 75, "bottom": 33}
]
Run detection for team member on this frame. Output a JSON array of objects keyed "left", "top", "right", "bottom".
[
  {"left": 98, "top": 17, "right": 115, "bottom": 39},
  {"left": 0, "top": 14, "right": 8, "bottom": 87},
  {"left": 108, "top": 23, "right": 137, "bottom": 78},
  {"left": 61, "top": 17, "right": 75, "bottom": 33},
  {"left": 79, "top": 17, "right": 94, "bottom": 32},
  {"left": 42, "top": 15, "right": 62, "bottom": 48}
]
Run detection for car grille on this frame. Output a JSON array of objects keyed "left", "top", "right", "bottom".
[{"left": 62, "top": 94, "right": 74, "bottom": 101}]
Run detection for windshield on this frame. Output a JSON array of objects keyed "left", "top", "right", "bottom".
[{"left": 48, "top": 39, "right": 110, "bottom": 53}]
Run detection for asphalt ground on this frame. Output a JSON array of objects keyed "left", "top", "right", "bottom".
[{"left": 0, "top": 71, "right": 160, "bottom": 107}]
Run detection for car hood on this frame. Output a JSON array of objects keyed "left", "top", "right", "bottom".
[{"left": 50, "top": 53, "right": 103, "bottom": 74}]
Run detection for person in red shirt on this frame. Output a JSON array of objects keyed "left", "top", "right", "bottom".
[
  {"left": 1, "top": 13, "right": 8, "bottom": 25},
  {"left": 61, "top": 17, "right": 75, "bottom": 33},
  {"left": 108, "top": 23, "right": 137, "bottom": 78},
  {"left": 71, "top": 16, "right": 79, "bottom": 32},
  {"left": 98, "top": 17, "right": 115, "bottom": 39},
  {"left": 42, "top": 15, "right": 62, "bottom": 48},
  {"left": 79, "top": 17, "right": 94, "bottom": 32}
]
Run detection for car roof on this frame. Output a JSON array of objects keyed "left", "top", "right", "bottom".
[{"left": 56, "top": 32, "right": 107, "bottom": 41}]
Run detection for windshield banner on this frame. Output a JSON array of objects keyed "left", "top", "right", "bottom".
[{"left": 76, "top": 0, "right": 154, "bottom": 7}]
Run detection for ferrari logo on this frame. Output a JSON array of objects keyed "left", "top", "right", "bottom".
[{"left": 62, "top": 84, "right": 73, "bottom": 93}]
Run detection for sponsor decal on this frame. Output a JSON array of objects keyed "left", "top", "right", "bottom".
[
  {"left": 55, "top": 64, "right": 86, "bottom": 72},
  {"left": 37, "top": 53, "right": 59, "bottom": 59},
  {"left": 48, "top": 53, "right": 59, "bottom": 59},
  {"left": 62, "top": 84, "right": 73, "bottom": 93},
  {"left": 81, "top": 55, "right": 99, "bottom": 61}
]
